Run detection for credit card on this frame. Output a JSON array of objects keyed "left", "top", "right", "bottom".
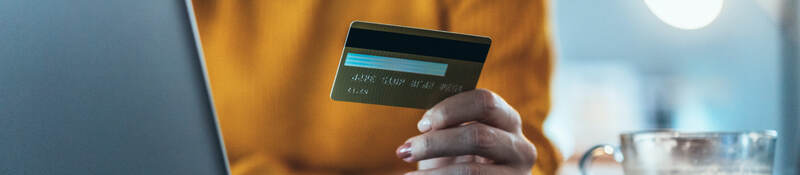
[{"left": 330, "top": 21, "right": 491, "bottom": 109}]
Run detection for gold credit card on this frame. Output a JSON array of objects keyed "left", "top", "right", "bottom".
[{"left": 330, "top": 21, "right": 491, "bottom": 109}]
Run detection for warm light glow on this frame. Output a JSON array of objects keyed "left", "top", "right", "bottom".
[{"left": 644, "top": 0, "right": 724, "bottom": 30}]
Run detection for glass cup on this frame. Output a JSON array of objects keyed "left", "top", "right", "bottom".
[{"left": 579, "top": 130, "right": 777, "bottom": 175}]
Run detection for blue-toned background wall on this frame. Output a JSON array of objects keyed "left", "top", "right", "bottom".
[{"left": 544, "top": 0, "right": 793, "bottom": 174}]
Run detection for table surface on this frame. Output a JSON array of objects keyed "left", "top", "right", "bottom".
[{"left": 557, "top": 156, "right": 624, "bottom": 175}]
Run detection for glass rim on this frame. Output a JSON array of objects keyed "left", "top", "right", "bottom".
[{"left": 620, "top": 129, "right": 778, "bottom": 139}]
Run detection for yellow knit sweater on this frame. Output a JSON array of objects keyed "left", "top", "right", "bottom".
[{"left": 191, "top": 0, "right": 560, "bottom": 174}]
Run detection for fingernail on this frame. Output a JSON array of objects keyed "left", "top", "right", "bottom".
[
  {"left": 396, "top": 142, "right": 412, "bottom": 162},
  {"left": 417, "top": 119, "right": 431, "bottom": 132}
]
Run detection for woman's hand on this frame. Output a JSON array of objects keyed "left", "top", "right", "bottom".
[{"left": 396, "top": 89, "right": 537, "bottom": 175}]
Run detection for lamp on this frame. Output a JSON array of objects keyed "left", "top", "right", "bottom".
[{"left": 644, "top": 0, "right": 724, "bottom": 30}]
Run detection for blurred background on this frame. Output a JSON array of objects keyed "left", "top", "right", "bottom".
[{"left": 543, "top": 0, "right": 799, "bottom": 174}]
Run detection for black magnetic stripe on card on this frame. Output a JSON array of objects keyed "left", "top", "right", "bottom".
[{"left": 345, "top": 28, "right": 490, "bottom": 63}]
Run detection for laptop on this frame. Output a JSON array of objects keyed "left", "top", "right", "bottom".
[{"left": 0, "top": 0, "right": 230, "bottom": 174}]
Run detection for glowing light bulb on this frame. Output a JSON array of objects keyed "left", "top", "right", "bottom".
[{"left": 644, "top": 0, "right": 724, "bottom": 30}]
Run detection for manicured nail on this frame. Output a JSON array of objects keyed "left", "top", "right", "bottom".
[
  {"left": 417, "top": 119, "right": 431, "bottom": 132},
  {"left": 396, "top": 142, "right": 412, "bottom": 161}
]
